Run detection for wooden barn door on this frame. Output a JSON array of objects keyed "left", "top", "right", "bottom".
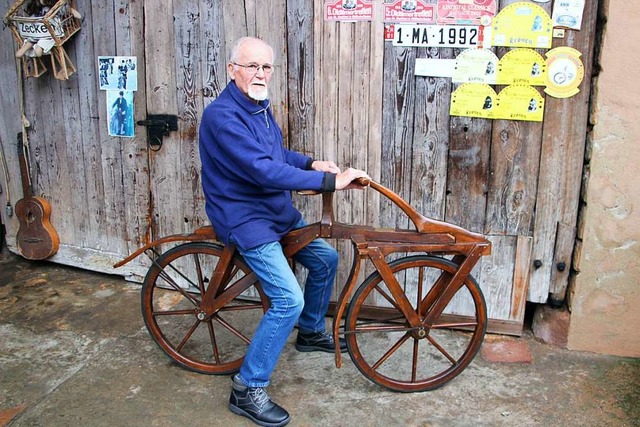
[
  {"left": 0, "top": 0, "right": 153, "bottom": 280},
  {"left": 0, "top": 0, "right": 598, "bottom": 336},
  {"left": 139, "top": 0, "right": 290, "bottom": 262}
]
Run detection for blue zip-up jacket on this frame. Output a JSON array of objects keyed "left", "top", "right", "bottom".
[{"left": 199, "top": 81, "right": 334, "bottom": 250}]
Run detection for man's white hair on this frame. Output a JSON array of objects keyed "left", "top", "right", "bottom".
[{"left": 229, "top": 37, "right": 275, "bottom": 64}]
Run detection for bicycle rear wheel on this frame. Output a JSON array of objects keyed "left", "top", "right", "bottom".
[
  {"left": 345, "top": 255, "right": 487, "bottom": 392},
  {"left": 141, "top": 242, "right": 268, "bottom": 374}
]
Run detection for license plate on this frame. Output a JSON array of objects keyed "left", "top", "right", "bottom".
[{"left": 392, "top": 24, "right": 484, "bottom": 48}]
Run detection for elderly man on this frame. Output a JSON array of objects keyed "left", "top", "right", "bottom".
[{"left": 199, "top": 37, "right": 369, "bottom": 427}]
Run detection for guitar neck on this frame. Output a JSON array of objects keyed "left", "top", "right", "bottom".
[{"left": 17, "top": 132, "right": 33, "bottom": 198}]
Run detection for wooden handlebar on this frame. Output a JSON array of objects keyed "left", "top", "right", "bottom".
[{"left": 354, "top": 177, "right": 371, "bottom": 187}]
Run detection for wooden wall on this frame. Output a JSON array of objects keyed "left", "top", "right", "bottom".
[{"left": 0, "top": 0, "right": 599, "bottom": 334}]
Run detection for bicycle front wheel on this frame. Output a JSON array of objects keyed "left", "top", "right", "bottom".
[
  {"left": 345, "top": 255, "right": 487, "bottom": 392},
  {"left": 141, "top": 242, "right": 268, "bottom": 375}
]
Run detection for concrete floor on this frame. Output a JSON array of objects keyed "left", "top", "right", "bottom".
[{"left": 0, "top": 249, "right": 638, "bottom": 427}]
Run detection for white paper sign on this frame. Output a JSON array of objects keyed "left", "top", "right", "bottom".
[{"left": 552, "top": 0, "right": 586, "bottom": 30}]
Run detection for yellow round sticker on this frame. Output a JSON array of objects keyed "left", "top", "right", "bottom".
[{"left": 544, "top": 47, "right": 584, "bottom": 98}]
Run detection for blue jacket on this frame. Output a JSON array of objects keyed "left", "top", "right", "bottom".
[{"left": 199, "top": 81, "right": 333, "bottom": 250}]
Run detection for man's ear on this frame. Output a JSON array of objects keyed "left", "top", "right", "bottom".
[{"left": 227, "top": 62, "right": 236, "bottom": 80}]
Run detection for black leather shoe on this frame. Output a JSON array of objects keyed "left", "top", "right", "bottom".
[
  {"left": 229, "top": 375, "right": 290, "bottom": 427},
  {"left": 295, "top": 331, "right": 348, "bottom": 353}
]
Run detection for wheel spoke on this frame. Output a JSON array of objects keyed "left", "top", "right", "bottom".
[
  {"left": 219, "top": 301, "right": 265, "bottom": 312},
  {"left": 153, "top": 308, "right": 198, "bottom": 316},
  {"left": 349, "top": 321, "right": 417, "bottom": 334},
  {"left": 193, "top": 252, "right": 208, "bottom": 295},
  {"left": 149, "top": 246, "right": 202, "bottom": 293},
  {"left": 176, "top": 319, "right": 201, "bottom": 352},
  {"left": 371, "top": 333, "right": 411, "bottom": 370},
  {"left": 426, "top": 333, "right": 457, "bottom": 364},
  {"left": 412, "top": 339, "right": 419, "bottom": 382},
  {"left": 432, "top": 320, "right": 479, "bottom": 329},
  {"left": 373, "top": 284, "right": 405, "bottom": 313},
  {"left": 206, "top": 320, "right": 221, "bottom": 364},
  {"left": 216, "top": 265, "right": 241, "bottom": 297},
  {"left": 213, "top": 314, "right": 252, "bottom": 345},
  {"left": 156, "top": 268, "right": 201, "bottom": 307}
]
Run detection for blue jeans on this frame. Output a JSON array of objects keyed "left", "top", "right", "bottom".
[{"left": 234, "top": 220, "right": 339, "bottom": 388}]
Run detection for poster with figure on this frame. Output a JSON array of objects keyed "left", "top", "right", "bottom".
[
  {"left": 449, "top": 83, "right": 498, "bottom": 119},
  {"left": 382, "top": 0, "right": 436, "bottom": 24},
  {"left": 490, "top": 2, "right": 552, "bottom": 48},
  {"left": 452, "top": 49, "right": 499, "bottom": 84},
  {"left": 495, "top": 84, "right": 544, "bottom": 122},
  {"left": 496, "top": 48, "right": 547, "bottom": 86},
  {"left": 98, "top": 56, "right": 138, "bottom": 91},
  {"left": 107, "top": 90, "right": 135, "bottom": 137}
]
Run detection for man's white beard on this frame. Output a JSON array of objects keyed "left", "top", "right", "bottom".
[{"left": 249, "top": 87, "right": 268, "bottom": 101}]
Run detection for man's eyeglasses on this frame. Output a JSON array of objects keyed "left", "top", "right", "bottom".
[{"left": 233, "top": 62, "right": 274, "bottom": 75}]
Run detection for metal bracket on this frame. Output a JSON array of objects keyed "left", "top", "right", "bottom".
[{"left": 137, "top": 114, "right": 178, "bottom": 151}]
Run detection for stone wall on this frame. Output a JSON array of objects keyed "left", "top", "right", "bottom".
[{"left": 568, "top": 0, "right": 640, "bottom": 357}]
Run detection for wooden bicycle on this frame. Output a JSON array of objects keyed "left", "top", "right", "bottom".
[{"left": 115, "top": 178, "right": 491, "bottom": 392}]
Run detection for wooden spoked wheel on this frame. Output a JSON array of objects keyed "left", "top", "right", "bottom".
[
  {"left": 141, "top": 242, "right": 268, "bottom": 374},
  {"left": 345, "top": 255, "right": 487, "bottom": 392}
]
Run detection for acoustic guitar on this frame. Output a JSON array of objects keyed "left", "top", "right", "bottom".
[{"left": 14, "top": 132, "right": 59, "bottom": 260}]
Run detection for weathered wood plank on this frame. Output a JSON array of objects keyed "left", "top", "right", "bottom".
[
  {"left": 335, "top": 22, "right": 355, "bottom": 217},
  {"left": 365, "top": 0, "right": 384, "bottom": 231},
  {"left": 511, "top": 235, "right": 532, "bottom": 323},
  {"left": 200, "top": 0, "right": 227, "bottom": 101},
  {"left": 359, "top": 0, "right": 385, "bottom": 281},
  {"left": 256, "top": 0, "right": 288, "bottom": 128},
  {"left": 412, "top": 47, "right": 452, "bottom": 224},
  {"left": 529, "top": 0, "right": 598, "bottom": 302},
  {"left": 315, "top": 6, "right": 339, "bottom": 167},
  {"left": 446, "top": 115, "right": 490, "bottom": 232},
  {"left": 145, "top": 0, "right": 182, "bottom": 244},
  {"left": 350, "top": 19, "right": 372, "bottom": 254},
  {"left": 65, "top": 0, "right": 107, "bottom": 251},
  {"left": 221, "top": 0, "right": 248, "bottom": 48},
  {"left": 288, "top": 0, "right": 319, "bottom": 220},
  {"left": 117, "top": 0, "right": 153, "bottom": 258},
  {"left": 174, "top": 0, "right": 207, "bottom": 232},
  {"left": 485, "top": 119, "right": 542, "bottom": 236},
  {"left": 476, "top": 235, "right": 517, "bottom": 321},
  {"left": 549, "top": 221, "right": 576, "bottom": 303},
  {"left": 380, "top": 44, "right": 416, "bottom": 230},
  {"left": 91, "top": 1, "right": 128, "bottom": 255},
  {"left": 333, "top": 22, "right": 356, "bottom": 298},
  {"left": 0, "top": 0, "right": 22, "bottom": 245}
]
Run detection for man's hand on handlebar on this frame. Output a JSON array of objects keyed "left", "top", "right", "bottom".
[
  {"left": 336, "top": 168, "right": 371, "bottom": 191},
  {"left": 311, "top": 161, "right": 370, "bottom": 190}
]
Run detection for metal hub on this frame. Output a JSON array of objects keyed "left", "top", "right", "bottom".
[{"left": 411, "top": 327, "right": 428, "bottom": 339}]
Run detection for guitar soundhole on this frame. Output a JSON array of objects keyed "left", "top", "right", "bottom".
[{"left": 27, "top": 210, "right": 35, "bottom": 223}]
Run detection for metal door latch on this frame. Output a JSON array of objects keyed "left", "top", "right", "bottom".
[{"left": 137, "top": 115, "right": 178, "bottom": 151}]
